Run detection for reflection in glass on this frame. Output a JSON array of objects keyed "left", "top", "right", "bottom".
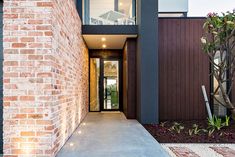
[
  {"left": 90, "top": 58, "right": 100, "bottom": 111},
  {"left": 84, "top": 0, "right": 136, "bottom": 25},
  {"left": 213, "top": 52, "right": 227, "bottom": 116},
  {"left": 103, "top": 61, "right": 119, "bottom": 110}
]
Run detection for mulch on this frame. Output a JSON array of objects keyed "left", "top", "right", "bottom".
[{"left": 144, "top": 120, "right": 235, "bottom": 143}]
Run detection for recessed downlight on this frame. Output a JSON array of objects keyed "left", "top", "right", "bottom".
[
  {"left": 101, "top": 37, "right": 106, "bottom": 41},
  {"left": 119, "top": 2, "right": 123, "bottom": 6},
  {"left": 102, "top": 44, "right": 107, "bottom": 48}
]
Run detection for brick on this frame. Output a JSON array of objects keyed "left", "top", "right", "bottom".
[
  {"left": 11, "top": 137, "right": 27, "bottom": 143},
  {"left": 28, "top": 55, "right": 43, "bottom": 60},
  {"left": 36, "top": 131, "right": 51, "bottom": 136},
  {"left": 4, "top": 14, "right": 18, "bottom": 19},
  {"left": 4, "top": 72, "right": 18, "bottom": 77},
  {"left": 28, "top": 114, "right": 43, "bottom": 119},
  {"left": 19, "top": 96, "right": 35, "bottom": 101},
  {"left": 28, "top": 20, "right": 43, "bottom": 25},
  {"left": 36, "top": 120, "right": 52, "bottom": 125},
  {"left": 4, "top": 49, "right": 19, "bottom": 54},
  {"left": 37, "top": 73, "right": 52, "bottom": 77},
  {"left": 20, "top": 37, "right": 35, "bottom": 42},
  {"left": 45, "top": 126, "right": 54, "bottom": 131},
  {"left": 20, "top": 49, "right": 35, "bottom": 54},
  {"left": 169, "top": 147, "right": 200, "bottom": 157},
  {"left": 20, "top": 72, "right": 35, "bottom": 77},
  {"left": 12, "top": 43, "right": 26, "bottom": 48},
  {"left": 4, "top": 96, "right": 18, "bottom": 101},
  {"left": 19, "top": 120, "right": 35, "bottom": 125},
  {"left": 45, "top": 31, "right": 53, "bottom": 36},
  {"left": 20, "top": 131, "right": 35, "bottom": 136},
  {"left": 4, "top": 61, "right": 18, "bottom": 66},
  {"left": 11, "top": 8, "right": 25, "bottom": 13},
  {"left": 13, "top": 114, "right": 27, "bottom": 119},
  {"left": 11, "top": 149, "right": 41, "bottom": 155},
  {"left": 210, "top": 147, "right": 235, "bottom": 157},
  {"left": 20, "top": 108, "right": 35, "bottom": 113},
  {"left": 4, "top": 84, "right": 17, "bottom": 89},
  {"left": 36, "top": 25, "right": 51, "bottom": 30},
  {"left": 20, "top": 25, "right": 35, "bottom": 30},
  {"left": 3, "top": 37, "right": 18, "bottom": 42},
  {"left": 27, "top": 138, "right": 39, "bottom": 142},
  {"left": 4, "top": 24, "right": 18, "bottom": 30},
  {"left": 20, "top": 14, "right": 35, "bottom": 19},
  {"left": 28, "top": 31, "right": 43, "bottom": 36},
  {"left": 3, "top": 102, "right": 10, "bottom": 107},
  {"left": 28, "top": 43, "right": 43, "bottom": 48},
  {"left": 20, "top": 61, "right": 34, "bottom": 66},
  {"left": 37, "top": 2, "right": 53, "bottom": 7},
  {"left": 3, "top": 79, "right": 10, "bottom": 83}
]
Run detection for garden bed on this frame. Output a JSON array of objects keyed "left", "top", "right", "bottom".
[{"left": 144, "top": 120, "right": 235, "bottom": 143}]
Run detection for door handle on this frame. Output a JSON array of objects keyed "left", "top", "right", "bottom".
[{"left": 104, "top": 77, "right": 107, "bottom": 99}]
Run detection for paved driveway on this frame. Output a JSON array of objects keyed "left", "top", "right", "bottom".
[
  {"left": 162, "top": 143, "right": 235, "bottom": 157},
  {"left": 57, "top": 112, "right": 169, "bottom": 157}
]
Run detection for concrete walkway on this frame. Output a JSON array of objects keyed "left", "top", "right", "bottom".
[{"left": 57, "top": 112, "right": 169, "bottom": 157}]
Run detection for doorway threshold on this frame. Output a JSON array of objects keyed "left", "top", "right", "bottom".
[{"left": 100, "top": 111, "right": 121, "bottom": 113}]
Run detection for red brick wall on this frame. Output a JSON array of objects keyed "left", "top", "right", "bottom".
[
  {"left": 3, "top": 0, "right": 88, "bottom": 156},
  {"left": 51, "top": 0, "right": 88, "bottom": 155}
]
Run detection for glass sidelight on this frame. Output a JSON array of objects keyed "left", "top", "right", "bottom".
[
  {"left": 90, "top": 58, "right": 120, "bottom": 111},
  {"left": 90, "top": 58, "right": 100, "bottom": 111}
]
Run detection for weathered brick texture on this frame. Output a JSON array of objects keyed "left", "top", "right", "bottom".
[
  {"left": 51, "top": 0, "right": 89, "bottom": 155},
  {"left": 3, "top": 0, "right": 88, "bottom": 156}
]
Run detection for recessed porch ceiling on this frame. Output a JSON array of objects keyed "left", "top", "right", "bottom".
[{"left": 83, "top": 35, "right": 137, "bottom": 49}]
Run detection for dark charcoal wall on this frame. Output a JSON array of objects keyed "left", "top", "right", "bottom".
[
  {"left": 136, "top": 0, "right": 158, "bottom": 124},
  {"left": 159, "top": 18, "right": 209, "bottom": 121},
  {"left": 123, "top": 38, "right": 137, "bottom": 119}
]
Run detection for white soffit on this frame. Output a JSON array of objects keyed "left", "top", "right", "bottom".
[
  {"left": 83, "top": 35, "right": 137, "bottom": 49},
  {"left": 159, "top": 0, "right": 188, "bottom": 13}
]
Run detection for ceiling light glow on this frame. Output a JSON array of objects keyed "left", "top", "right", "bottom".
[
  {"left": 101, "top": 37, "right": 106, "bottom": 41},
  {"left": 102, "top": 44, "right": 107, "bottom": 48}
]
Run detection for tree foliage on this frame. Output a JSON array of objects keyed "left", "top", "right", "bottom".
[{"left": 201, "top": 11, "right": 235, "bottom": 118}]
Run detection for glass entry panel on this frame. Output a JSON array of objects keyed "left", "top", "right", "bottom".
[
  {"left": 103, "top": 61, "right": 119, "bottom": 110},
  {"left": 89, "top": 58, "right": 120, "bottom": 111}
]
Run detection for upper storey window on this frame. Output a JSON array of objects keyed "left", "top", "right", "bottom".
[{"left": 83, "top": 0, "right": 136, "bottom": 25}]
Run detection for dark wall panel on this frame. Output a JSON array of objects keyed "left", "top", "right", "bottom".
[
  {"left": 123, "top": 38, "right": 137, "bottom": 119},
  {"left": 159, "top": 18, "right": 209, "bottom": 121},
  {"left": 136, "top": 0, "right": 158, "bottom": 124}
]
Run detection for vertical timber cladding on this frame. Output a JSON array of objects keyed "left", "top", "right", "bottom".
[
  {"left": 123, "top": 38, "right": 137, "bottom": 119},
  {"left": 159, "top": 18, "right": 209, "bottom": 121}
]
